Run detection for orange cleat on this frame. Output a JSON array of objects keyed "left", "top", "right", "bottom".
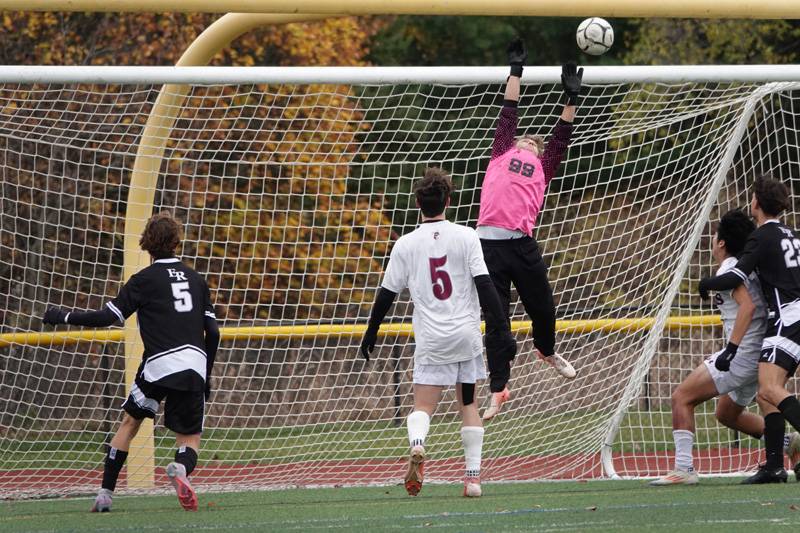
[
  {"left": 166, "top": 462, "right": 198, "bottom": 511},
  {"left": 404, "top": 445, "right": 425, "bottom": 496},
  {"left": 482, "top": 387, "right": 510, "bottom": 420}
]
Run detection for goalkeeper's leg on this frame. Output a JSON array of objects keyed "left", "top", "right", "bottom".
[{"left": 512, "top": 241, "right": 575, "bottom": 379}]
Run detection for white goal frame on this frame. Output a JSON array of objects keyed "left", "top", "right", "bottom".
[{"left": 2, "top": 64, "right": 800, "bottom": 495}]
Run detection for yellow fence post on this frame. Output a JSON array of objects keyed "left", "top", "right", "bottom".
[{"left": 122, "top": 11, "right": 330, "bottom": 489}]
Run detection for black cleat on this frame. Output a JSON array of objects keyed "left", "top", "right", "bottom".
[{"left": 741, "top": 464, "right": 788, "bottom": 485}]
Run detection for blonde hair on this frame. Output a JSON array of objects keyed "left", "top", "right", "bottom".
[{"left": 515, "top": 134, "right": 544, "bottom": 156}]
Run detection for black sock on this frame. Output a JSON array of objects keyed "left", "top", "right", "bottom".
[
  {"left": 101, "top": 447, "right": 128, "bottom": 491},
  {"left": 764, "top": 413, "right": 785, "bottom": 469},
  {"left": 778, "top": 396, "right": 800, "bottom": 432},
  {"left": 175, "top": 446, "right": 198, "bottom": 476}
]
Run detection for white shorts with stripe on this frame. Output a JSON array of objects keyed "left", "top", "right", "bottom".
[{"left": 413, "top": 353, "right": 487, "bottom": 386}]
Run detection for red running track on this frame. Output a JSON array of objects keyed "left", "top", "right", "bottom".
[{"left": 0, "top": 448, "right": 767, "bottom": 497}]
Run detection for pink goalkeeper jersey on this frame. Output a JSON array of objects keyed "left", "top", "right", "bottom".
[
  {"left": 477, "top": 101, "right": 573, "bottom": 236},
  {"left": 479, "top": 148, "right": 546, "bottom": 237}
]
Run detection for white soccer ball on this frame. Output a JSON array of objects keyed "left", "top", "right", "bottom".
[{"left": 576, "top": 17, "right": 614, "bottom": 56}]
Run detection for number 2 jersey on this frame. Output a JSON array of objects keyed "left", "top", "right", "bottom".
[
  {"left": 106, "top": 257, "right": 216, "bottom": 391},
  {"left": 728, "top": 220, "right": 800, "bottom": 330},
  {"left": 381, "top": 220, "right": 489, "bottom": 365}
]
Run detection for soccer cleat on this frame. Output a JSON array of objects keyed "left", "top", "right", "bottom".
[
  {"left": 482, "top": 387, "right": 511, "bottom": 420},
  {"left": 166, "top": 462, "right": 198, "bottom": 511},
  {"left": 463, "top": 477, "right": 482, "bottom": 497},
  {"left": 649, "top": 469, "right": 699, "bottom": 486},
  {"left": 741, "top": 464, "right": 788, "bottom": 485},
  {"left": 787, "top": 432, "right": 800, "bottom": 481},
  {"left": 540, "top": 353, "right": 577, "bottom": 379},
  {"left": 90, "top": 488, "right": 113, "bottom": 512},
  {"left": 404, "top": 445, "right": 425, "bottom": 496}
]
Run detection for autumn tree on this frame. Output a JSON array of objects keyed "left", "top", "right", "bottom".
[{"left": 0, "top": 13, "right": 394, "bottom": 326}]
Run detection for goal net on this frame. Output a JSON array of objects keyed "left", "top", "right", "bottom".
[{"left": 1, "top": 66, "right": 799, "bottom": 497}]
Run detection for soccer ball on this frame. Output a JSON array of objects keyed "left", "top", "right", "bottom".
[{"left": 576, "top": 17, "right": 614, "bottom": 56}]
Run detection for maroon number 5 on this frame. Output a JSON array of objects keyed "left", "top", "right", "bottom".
[{"left": 429, "top": 256, "right": 453, "bottom": 300}]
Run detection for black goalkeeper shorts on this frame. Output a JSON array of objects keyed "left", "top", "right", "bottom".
[
  {"left": 480, "top": 236, "right": 556, "bottom": 356},
  {"left": 122, "top": 376, "right": 205, "bottom": 435}
]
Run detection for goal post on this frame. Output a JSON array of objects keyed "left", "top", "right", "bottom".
[{"left": 1, "top": 65, "right": 799, "bottom": 497}]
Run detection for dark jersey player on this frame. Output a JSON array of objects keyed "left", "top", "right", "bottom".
[
  {"left": 478, "top": 38, "right": 580, "bottom": 419},
  {"left": 42, "top": 212, "right": 220, "bottom": 511},
  {"left": 699, "top": 176, "right": 800, "bottom": 483}
]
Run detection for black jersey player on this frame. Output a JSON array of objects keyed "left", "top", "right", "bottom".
[
  {"left": 42, "top": 212, "right": 220, "bottom": 511},
  {"left": 699, "top": 176, "right": 800, "bottom": 483}
]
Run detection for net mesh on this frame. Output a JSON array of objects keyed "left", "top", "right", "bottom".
[{"left": 1, "top": 75, "right": 799, "bottom": 497}]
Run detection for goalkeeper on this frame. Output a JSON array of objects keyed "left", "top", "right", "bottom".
[
  {"left": 41, "top": 212, "right": 219, "bottom": 512},
  {"left": 479, "top": 38, "right": 580, "bottom": 419}
]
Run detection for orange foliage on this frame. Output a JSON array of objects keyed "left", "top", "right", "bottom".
[{"left": 1, "top": 13, "right": 393, "bottom": 323}]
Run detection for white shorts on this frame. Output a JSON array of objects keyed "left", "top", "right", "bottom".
[
  {"left": 413, "top": 354, "right": 487, "bottom": 386},
  {"left": 704, "top": 347, "right": 759, "bottom": 407}
]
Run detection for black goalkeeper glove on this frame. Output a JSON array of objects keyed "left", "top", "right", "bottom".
[
  {"left": 698, "top": 278, "right": 711, "bottom": 300},
  {"left": 714, "top": 342, "right": 738, "bottom": 372},
  {"left": 360, "top": 327, "right": 378, "bottom": 361},
  {"left": 561, "top": 62, "right": 584, "bottom": 106},
  {"left": 204, "top": 378, "right": 212, "bottom": 402},
  {"left": 507, "top": 37, "right": 527, "bottom": 78},
  {"left": 42, "top": 307, "right": 69, "bottom": 325}
]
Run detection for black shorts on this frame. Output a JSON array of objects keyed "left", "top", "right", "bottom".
[
  {"left": 758, "top": 321, "right": 800, "bottom": 377},
  {"left": 122, "top": 376, "right": 205, "bottom": 435},
  {"left": 480, "top": 236, "right": 556, "bottom": 356}
]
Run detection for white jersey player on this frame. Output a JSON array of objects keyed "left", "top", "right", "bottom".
[
  {"left": 360, "top": 167, "right": 516, "bottom": 498},
  {"left": 652, "top": 209, "right": 798, "bottom": 486}
]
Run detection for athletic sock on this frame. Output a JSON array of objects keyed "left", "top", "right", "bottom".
[
  {"left": 672, "top": 430, "right": 694, "bottom": 472},
  {"left": 461, "top": 426, "right": 484, "bottom": 479},
  {"left": 764, "top": 412, "right": 786, "bottom": 469},
  {"left": 407, "top": 411, "right": 430, "bottom": 448},
  {"left": 101, "top": 447, "right": 128, "bottom": 491},
  {"left": 175, "top": 446, "right": 198, "bottom": 476},
  {"left": 778, "top": 396, "right": 800, "bottom": 433}
]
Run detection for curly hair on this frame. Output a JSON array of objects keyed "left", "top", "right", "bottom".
[
  {"left": 753, "top": 174, "right": 791, "bottom": 217},
  {"left": 414, "top": 167, "right": 454, "bottom": 217},
  {"left": 717, "top": 209, "right": 755, "bottom": 257},
  {"left": 139, "top": 211, "right": 182, "bottom": 259}
]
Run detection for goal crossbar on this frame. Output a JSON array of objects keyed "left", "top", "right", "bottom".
[
  {"left": 3, "top": 0, "right": 800, "bottom": 19},
  {"left": 3, "top": 65, "right": 800, "bottom": 85}
]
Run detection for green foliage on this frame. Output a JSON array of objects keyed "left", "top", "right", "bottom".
[
  {"left": 368, "top": 16, "right": 633, "bottom": 66},
  {"left": 624, "top": 19, "right": 800, "bottom": 65}
]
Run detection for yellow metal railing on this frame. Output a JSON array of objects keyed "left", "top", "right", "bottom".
[{"left": 0, "top": 314, "right": 722, "bottom": 348}]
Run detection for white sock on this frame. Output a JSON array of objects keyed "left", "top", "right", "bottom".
[
  {"left": 461, "top": 426, "right": 484, "bottom": 478},
  {"left": 407, "top": 411, "right": 430, "bottom": 448},
  {"left": 673, "top": 429, "right": 694, "bottom": 472}
]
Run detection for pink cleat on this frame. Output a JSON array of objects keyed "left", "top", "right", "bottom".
[
  {"left": 166, "top": 462, "right": 198, "bottom": 511},
  {"left": 482, "top": 387, "right": 510, "bottom": 420}
]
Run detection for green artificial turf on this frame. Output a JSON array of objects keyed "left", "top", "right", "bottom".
[{"left": 4, "top": 478, "right": 800, "bottom": 532}]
